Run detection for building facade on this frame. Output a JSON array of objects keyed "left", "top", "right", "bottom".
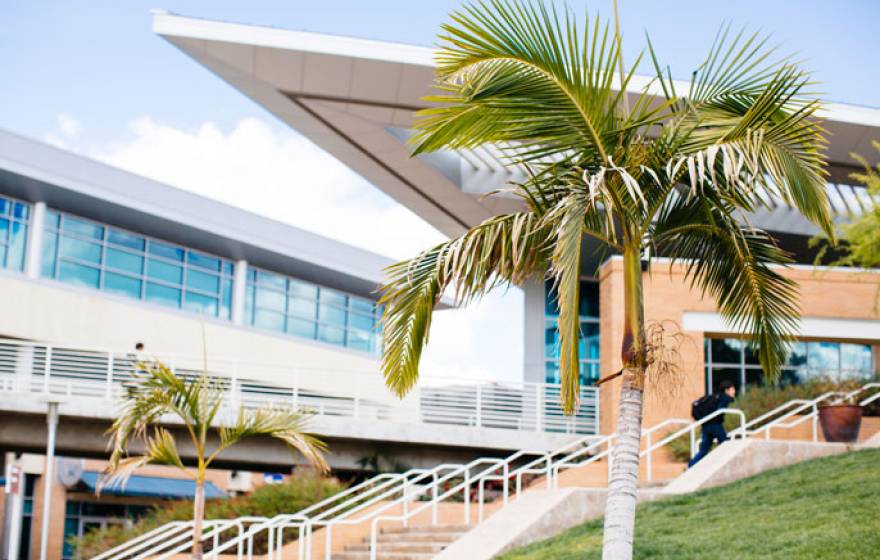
[{"left": 150, "top": 10, "right": 880, "bottom": 432}]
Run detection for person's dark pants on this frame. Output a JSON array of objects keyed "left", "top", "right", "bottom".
[{"left": 688, "top": 423, "right": 728, "bottom": 468}]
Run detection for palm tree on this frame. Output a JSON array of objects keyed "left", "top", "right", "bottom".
[
  {"left": 377, "top": 1, "right": 832, "bottom": 558},
  {"left": 101, "top": 361, "right": 328, "bottom": 560}
]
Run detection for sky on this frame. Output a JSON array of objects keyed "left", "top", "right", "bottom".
[{"left": 2, "top": 1, "right": 879, "bottom": 383}]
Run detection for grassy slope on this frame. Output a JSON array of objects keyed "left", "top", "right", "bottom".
[{"left": 499, "top": 448, "right": 880, "bottom": 560}]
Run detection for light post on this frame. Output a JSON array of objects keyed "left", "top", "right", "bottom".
[{"left": 38, "top": 400, "right": 61, "bottom": 560}]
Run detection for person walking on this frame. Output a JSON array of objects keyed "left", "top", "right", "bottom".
[{"left": 688, "top": 380, "right": 737, "bottom": 468}]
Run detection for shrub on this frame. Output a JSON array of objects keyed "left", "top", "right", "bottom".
[
  {"left": 71, "top": 470, "right": 347, "bottom": 559},
  {"left": 665, "top": 379, "right": 879, "bottom": 462}
]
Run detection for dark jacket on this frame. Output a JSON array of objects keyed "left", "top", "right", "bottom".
[{"left": 706, "top": 393, "right": 734, "bottom": 425}]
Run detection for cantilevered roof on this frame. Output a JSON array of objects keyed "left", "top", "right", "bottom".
[
  {"left": 153, "top": 11, "right": 880, "bottom": 239},
  {"left": 0, "top": 128, "right": 392, "bottom": 299}
]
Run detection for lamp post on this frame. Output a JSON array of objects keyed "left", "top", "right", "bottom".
[{"left": 38, "top": 400, "right": 60, "bottom": 560}]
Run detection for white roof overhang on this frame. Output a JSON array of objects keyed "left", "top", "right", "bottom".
[{"left": 153, "top": 11, "right": 880, "bottom": 239}]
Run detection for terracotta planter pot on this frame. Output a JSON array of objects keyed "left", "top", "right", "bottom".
[{"left": 818, "top": 405, "right": 862, "bottom": 443}]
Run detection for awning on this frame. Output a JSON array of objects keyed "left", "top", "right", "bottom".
[{"left": 79, "top": 472, "right": 226, "bottom": 499}]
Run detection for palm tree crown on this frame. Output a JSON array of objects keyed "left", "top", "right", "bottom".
[{"left": 380, "top": 0, "right": 832, "bottom": 413}]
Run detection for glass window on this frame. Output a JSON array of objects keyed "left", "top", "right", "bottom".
[
  {"left": 544, "top": 280, "right": 601, "bottom": 386},
  {"left": 288, "top": 296, "right": 317, "bottom": 319},
  {"left": 710, "top": 367, "right": 742, "bottom": 393},
  {"left": 63, "top": 215, "right": 104, "bottom": 239},
  {"left": 807, "top": 341, "right": 840, "bottom": 375},
  {"left": 104, "top": 272, "right": 141, "bottom": 299},
  {"left": 60, "top": 236, "right": 102, "bottom": 264},
  {"left": 349, "top": 311, "right": 374, "bottom": 331},
  {"left": 255, "top": 287, "right": 285, "bottom": 311},
  {"left": 318, "top": 324, "right": 346, "bottom": 345},
  {"left": 321, "top": 289, "right": 347, "bottom": 308},
  {"left": 258, "top": 270, "right": 286, "bottom": 289},
  {"left": 254, "top": 309, "right": 285, "bottom": 331},
  {"left": 287, "top": 317, "right": 316, "bottom": 339},
  {"left": 148, "top": 240, "right": 184, "bottom": 261},
  {"left": 147, "top": 259, "right": 183, "bottom": 283},
  {"left": 42, "top": 231, "right": 58, "bottom": 277},
  {"left": 188, "top": 250, "right": 220, "bottom": 271},
  {"left": 710, "top": 338, "right": 741, "bottom": 364},
  {"left": 108, "top": 229, "right": 145, "bottom": 251},
  {"left": 319, "top": 302, "right": 347, "bottom": 327},
  {"left": 59, "top": 261, "right": 100, "bottom": 288},
  {"left": 105, "top": 248, "right": 143, "bottom": 274},
  {"left": 8, "top": 222, "right": 27, "bottom": 270},
  {"left": 146, "top": 282, "right": 181, "bottom": 307},
  {"left": 184, "top": 291, "right": 219, "bottom": 316},
  {"left": 289, "top": 279, "right": 318, "bottom": 300},
  {"left": 840, "top": 343, "right": 873, "bottom": 375},
  {"left": 186, "top": 269, "right": 220, "bottom": 293}
]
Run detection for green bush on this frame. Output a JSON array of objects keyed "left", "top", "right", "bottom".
[
  {"left": 71, "top": 470, "right": 347, "bottom": 559},
  {"left": 665, "top": 379, "right": 879, "bottom": 462}
]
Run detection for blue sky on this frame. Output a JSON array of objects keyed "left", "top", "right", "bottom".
[{"left": 2, "top": 1, "right": 879, "bottom": 382}]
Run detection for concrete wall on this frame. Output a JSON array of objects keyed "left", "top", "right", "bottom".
[
  {"left": 521, "top": 279, "right": 546, "bottom": 385},
  {"left": 597, "top": 258, "right": 880, "bottom": 434}
]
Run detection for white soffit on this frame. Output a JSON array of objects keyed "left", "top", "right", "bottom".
[
  {"left": 153, "top": 11, "right": 880, "bottom": 237},
  {"left": 683, "top": 311, "right": 880, "bottom": 342}
]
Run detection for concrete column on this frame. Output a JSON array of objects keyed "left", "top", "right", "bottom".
[
  {"left": 38, "top": 401, "right": 59, "bottom": 560},
  {"left": 522, "top": 278, "right": 547, "bottom": 384},
  {"left": 24, "top": 201, "right": 46, "bottom": 279},
  {"left": 231, "top": 259, "right": 248, "bottom": 325}
]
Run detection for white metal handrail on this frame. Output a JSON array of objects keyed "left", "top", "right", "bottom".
[{"left": 0, "top": 338, "right": 599, "bottom": 436}]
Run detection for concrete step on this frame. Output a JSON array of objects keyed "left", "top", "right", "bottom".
[
  {"left": 381, "top": 524, "right": 470, "bottom": 534},
  {"left": 333, "top": 552, "right": 436, "bottom": 560},
  {"left": 375, "top": 532, "right": 464, "bottom": 543},
  {"left": 346, "top": 542, "right": 446, "bottom": 553}
]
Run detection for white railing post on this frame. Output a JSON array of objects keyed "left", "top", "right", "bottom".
[
  {"left": 432, "top": 472, "right": 438, "bottom": 525},
  {"left": 463, "top": 470, "right": 470, "bottom": 525},
  {"left": 475, "top": 385, "right": 482, "bottom": 427},
  {"left": 402, "top": 478, "right": 409, "bottom": 527},
  {"left": 535, "top": 384, "right": 543, "bottom": 432},
  {"left": 812, "top": 404, "right": 818, "bottom": 442},
  {"left": 105, "top": 353, "right": 114, "bottom": 399},
  {"left": 43, "top": 346, "right": 52, "bottom": 393}
]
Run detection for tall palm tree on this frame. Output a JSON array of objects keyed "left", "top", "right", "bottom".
[
  {"left": 101, "top": 362, "right": 328, "bottom": 560},
  {"left": 378, "top": 1, "right": 832, "bottom": 558}
]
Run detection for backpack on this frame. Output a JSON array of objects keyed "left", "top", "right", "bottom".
[{"left": 691, "top": 394, "right": 719, "bottom": 420}]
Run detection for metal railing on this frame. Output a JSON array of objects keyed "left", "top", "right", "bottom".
[
  {"left": 92, "top": 380, "right": 880, "bottom": 560},
  {"left": 0, "top": 338, "right": 599, "bottom": 435}
]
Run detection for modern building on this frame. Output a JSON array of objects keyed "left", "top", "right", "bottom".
[{"left": 151, "top": 10, "right": 880, "bottom": 436}]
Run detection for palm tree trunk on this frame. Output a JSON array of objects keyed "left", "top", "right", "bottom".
[
  {"left": 602, "top": 249, "right": 647, "bottom": 560},
  {"left": 191, "top": 479, "right": 206, "bottom": 560}
]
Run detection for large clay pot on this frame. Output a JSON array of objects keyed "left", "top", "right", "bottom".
[{"left": 818, "top": 405, "right": 862, "bottom": 443}]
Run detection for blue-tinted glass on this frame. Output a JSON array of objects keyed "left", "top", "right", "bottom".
[
  {"left": 104, "top": 272, "right": 142, "bottom": 299},
  {"left": 0, "top": 246, "right": 6, "bottom": 268},
  {"left": 319, "top": 303, "right": 346, "bottom": 327},
  {"left": 807, "top": 341, "right": 839, "bottom": 374},
  {"left": 350, "top": 298, "right": 374, "bottom": 314},
  {"left": 579, "top": 322, "right": 600, "bottom": 360},
  {"left": 148, "top": 240, "right": 184, "bottom": 261},
  {"left": 59, "top": 261, "right": 99, "bottom": 288},
  {"left": 255, "top": 287, "right": 285, "bottom": 311},
  {"left": 545, "top": 320, "right": 559, "bottom": 359},
  {"left": 0, "top": 199, "right": 7, "bottom": 215},
  {"left": 786, "top": 342, "right": 807, "bottom": 367},
  {"left": 841, "top": 344, "right": 873, "bottom": 375},
  {"left": 318, "top": 324, "right": 345, "bottom": 345},
  {"left": 743, "top": 342, "right": 761, "bottom": 365},
  {"left": 349, "top": 311, "right": 374, "bottom": 331},
  {"left": 63, "top": 215, "right": 103, "bottom": 239},
  {"left": 0, "top": 218, "right": 9, "bottom": 240},
  {"left": 745, "top": 368, "right": 765, "bottom": 389},
  {"left": 63, "top": 518, "right": 78, "bottom": 558},
  {"left": 579, "top": 281, "right": 600, "bottom": 318},
  {"left": 188, "top": 250, "right": 220, "bottom": 272},
  {"left": 8, "top": 223, "right": 26, "bottom": 270},
  {"left": 545, "top": 281, "right": 559, "bottom": 316},
  {"left": 186, "top": 269, "right": 220, "bottom": 293},
  {"left": 147, "top": 259, "right": 183, "bottom": 283},
  {"left": 13, "top": 202, "right": 28, "bottom": 220},
  {"left": 710, "top": 338, "right": 742, "bottom": 364},
  {"left": 146, "top": 282, "right": 181, "bottom": 307},
  {"left": 184, "top": 291, "right": 219, "bottom": 316},
  {"left": 289, "top": 279, "right": 318, "bottom": 299},
  {"left": 245, "top": 286, "right": 255, "bottom": 323},
  {"left": 45, "top": 211, "right": 60, "bottom": 229},
  {"left": 321, "top": 289, "right": 347, "bottom": 307},
  {"left": 248, "top": 269, "right": 257, "bottom": 282},
  {"left": 287, "top": 317, "right": 316, "bottom": 339},
  {"left": 106, "top": 248, "right": 143, "bottom": 274},
  {"left": 545, "top": 361, "right": 560, "bottom": 384},
  {"left": 41, "top": 232, "right": 58, "bottom": 277},
  {"left": 288, "top": 296, "right": 317, "bottom": 319},
  {"left": 346, "top": 329, "right": 373, "bottom": 352},
  {"left": 107, "top": 229, "right": 145, "bottom": 251},
  {"left": 220, "top": 280, "right": 233, "bottom": 319},
  {"left": 254, "top": 309, "right": 285, "bottom": 332},
  {"left": 258, "top": 270, "right": 286, "bottom": 289},
  {"left": 60, "top": 236, "right": 102, "bottom": 263},
  {"left": 222, "top": 261, "right": 234, "bottom": 276}
]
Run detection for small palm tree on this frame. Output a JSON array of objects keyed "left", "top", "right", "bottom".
[
  {"left": 378, "top": 2, "right": 832, "bottom": 558},
  {"left": 101, "top": 362, "right": 328, "bottom": 560}
]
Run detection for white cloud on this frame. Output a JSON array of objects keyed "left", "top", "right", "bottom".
[
  {"left": 84, "top": 117, "right": 524, "bottom": 383},
  {"left": 44, "top": 113, "right": 84, "bottom": 150}
]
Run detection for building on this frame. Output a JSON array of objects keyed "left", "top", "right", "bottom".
[
  {"left": 151, "top": 10, "right": 880, "bottom": 436},
  {"left": 0, "top": 128, "right": 592, "bottom": 559}
]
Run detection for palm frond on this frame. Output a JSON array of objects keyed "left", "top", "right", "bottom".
[
  {"left": 102, "top": 427, "right": 188, "bottom": 494},
  {"left": 380, "top": 212, "right": 552, "bottom": 396},
  {"left": 215, "top": 407, "right": 328, "bottom": 472}
]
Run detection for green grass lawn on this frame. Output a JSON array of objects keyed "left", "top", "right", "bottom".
[{"left": 498, "top": 448, "right": 880, "bottom": 560}]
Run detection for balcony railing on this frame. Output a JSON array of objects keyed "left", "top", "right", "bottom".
[{"left": 0, "top": 339, "right": 599, "bottom": 435}]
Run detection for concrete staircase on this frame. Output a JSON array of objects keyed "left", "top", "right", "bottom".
[{"left": 333, "top": 524, "right": 469, "bottom": 560}]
